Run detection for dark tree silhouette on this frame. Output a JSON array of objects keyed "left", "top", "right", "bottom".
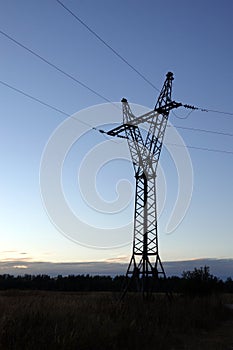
[
  {"left": 181, "top": 266, "right": 221, "bottom": 296},
  {"left": 0, "top": 269, "right": 231, "bottom": 294}
]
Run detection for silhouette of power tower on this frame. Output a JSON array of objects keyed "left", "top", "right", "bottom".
[{"left": 107, "top": 72, "right": 183, "bottom": 298}]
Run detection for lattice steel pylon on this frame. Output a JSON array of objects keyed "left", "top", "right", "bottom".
[{"left": 107, "top": 72, "right": 182, "bottom": 298}]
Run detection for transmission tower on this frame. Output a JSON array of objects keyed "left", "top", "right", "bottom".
[{"left": 107, "top": 72, "right": 184, "bottom": 298}]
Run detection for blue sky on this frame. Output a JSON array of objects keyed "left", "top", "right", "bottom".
[{"left": 0, "top": 0, "right": 233, "bottom": 275}]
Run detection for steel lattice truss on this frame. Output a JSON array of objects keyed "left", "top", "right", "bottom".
[{"left": 107, "top": 72, "right": 182, "bottom": 297}]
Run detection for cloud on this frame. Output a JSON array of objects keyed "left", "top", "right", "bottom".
[
  {"left": 0, "top": 257, "right": 34, "bottom": 262},
  {"left": 0, "top": 260, "right": 126, "bottom": 276},
  {"left": 105, "top": 256, "right": 129, "bottom": 263},
  {"left": 0, "top": 258, "right": 232, "bottom": 280},
  {"left": 163, "top": 258, "right": 233, "bottom": 280},
  {"left": 0, "top": 250, "right": 18, "bottom": 254}
]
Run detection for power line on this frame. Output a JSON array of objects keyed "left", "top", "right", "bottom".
[
  {"left": 0, "top": 29, "right": 119, "bottom": 109},
  {"left": 171, "top": 125, "right": 233, "bottom": 137},
  {"left": 172, "top": 109, "right": 194, "bottom": 120},
  {"left": 174, "top": 106, "right": 233, "bottom": 118},
  {"left": 55, "top": 0, "right": 161, "bottom": 93},
  {"left": 199, "top": 108, "right": 233, "bottom": 117},
  {"left": 0, "top": 79, "right": 99, "bottom": 130},
  {"left": 0, "top": 12, "right": 232, "bottom": 155},
  {"left": 0, "top": 79, "right": 119, "bottom": 139},
  {"left": 166, "top": 143, "right": 233, "bottom": 155},
  {"left": 55, "top": 1, "right": 233, "bottom": 118},
  {"left": 1, "top": 28, "right": 233, "bottom": 118},
  {"left": 1, "top": 79, "right": 233, "bottom": 153},
  {"left": 0, "top": 80, "right": 69, "bottom": 117},
  {"left": 1, "top": 74, "right": 231, "bottom": 141}
]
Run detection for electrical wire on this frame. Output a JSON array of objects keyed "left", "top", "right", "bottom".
[
  {"left": 0, "top": 29, "right": 120, "bottom": 110},
  {"left": 0, "top": 79, "right": 121, "bottom": 141},
  {"left": 172, "top": 109, "right": 194, "bottom": 120},
  {"left": 166, "top": 143, "right": 233, "bottom": 155},
  {"left": 172, "top": 125, "right": 233, "bottom": 137},
  {"left": 54, "top": 1, "right": 233, "bottom": 118},
  {"left": 174, "top": 106, "right": 233, "bottom": 119},
  {"left": 197, "top": 108, "right": 233, "bottom": 116},
  {"left": 1, "top": 78, "right": 233, "bottom": 154},
  {"left": 1, "top": 27, "right": 232, "bottom": 118},
  {"left": 55, "top": 0, "right": 161, "bottom": 93},
  {"left": 1, "top": 6, "right": 232, "bottom": 154},
  {"left": 0, "top": 80, "right": 69, "bottom": 117}
]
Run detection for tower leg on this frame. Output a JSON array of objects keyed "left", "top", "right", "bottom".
[{"left": 121, "top": 171, "right": 167, "bottom": 299}]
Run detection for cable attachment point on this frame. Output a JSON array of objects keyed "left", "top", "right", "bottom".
[
  {"left": 182, "top": 104, "right": 209, "bottom": 113},
  {"left": 183, "top": 104, "right": 199, "bottom": 110}
]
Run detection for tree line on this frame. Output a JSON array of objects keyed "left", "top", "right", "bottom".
[{"left": 0, "top": 266, "right": 232, "bottom": 296}]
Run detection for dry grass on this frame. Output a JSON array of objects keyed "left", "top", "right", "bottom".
[{"left": 0, "top": 291, "right": 232, "bottom": 350}]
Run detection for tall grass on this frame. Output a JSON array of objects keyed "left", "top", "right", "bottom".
[{"left": 0, "top": 291, "right": 232, "bottom": 350}]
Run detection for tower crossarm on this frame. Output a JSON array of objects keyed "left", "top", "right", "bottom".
[
  {"left": 106, "top": 109, "right": 161, "bottom": 137},
  {"left": 106, "top": 122, "right": 137, "bottom": 137},
  {"left": 106, "top": 101, "right": 181, "bottom": 138},
  {"left": 107, "top": 101, "right": 182, "bottom": 175}
]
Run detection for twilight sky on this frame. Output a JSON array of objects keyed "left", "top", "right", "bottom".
[{"left": 0, "top": 0, "right": 233, "bottom": 276}]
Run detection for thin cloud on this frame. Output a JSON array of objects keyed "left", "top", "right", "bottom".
[
  {"left": 105, "top": 256, "right": 129, "bottom": 263},
  {"left": 0, "top": 259, "right": 232, "bottom": 279},
  {"left": 0, "top": 250, "right": 18, "bottom": 254},
  {"left": 0, "top": 257, "right": 34, "bottom": 262}
]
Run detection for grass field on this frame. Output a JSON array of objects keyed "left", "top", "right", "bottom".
[{"left": 0, "top": 291, "right": 232, "bottom": 350}]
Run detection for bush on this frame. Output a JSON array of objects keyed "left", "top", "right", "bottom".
[{"left": 181, "top": 266, "right": 221, "bottom": 296}]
